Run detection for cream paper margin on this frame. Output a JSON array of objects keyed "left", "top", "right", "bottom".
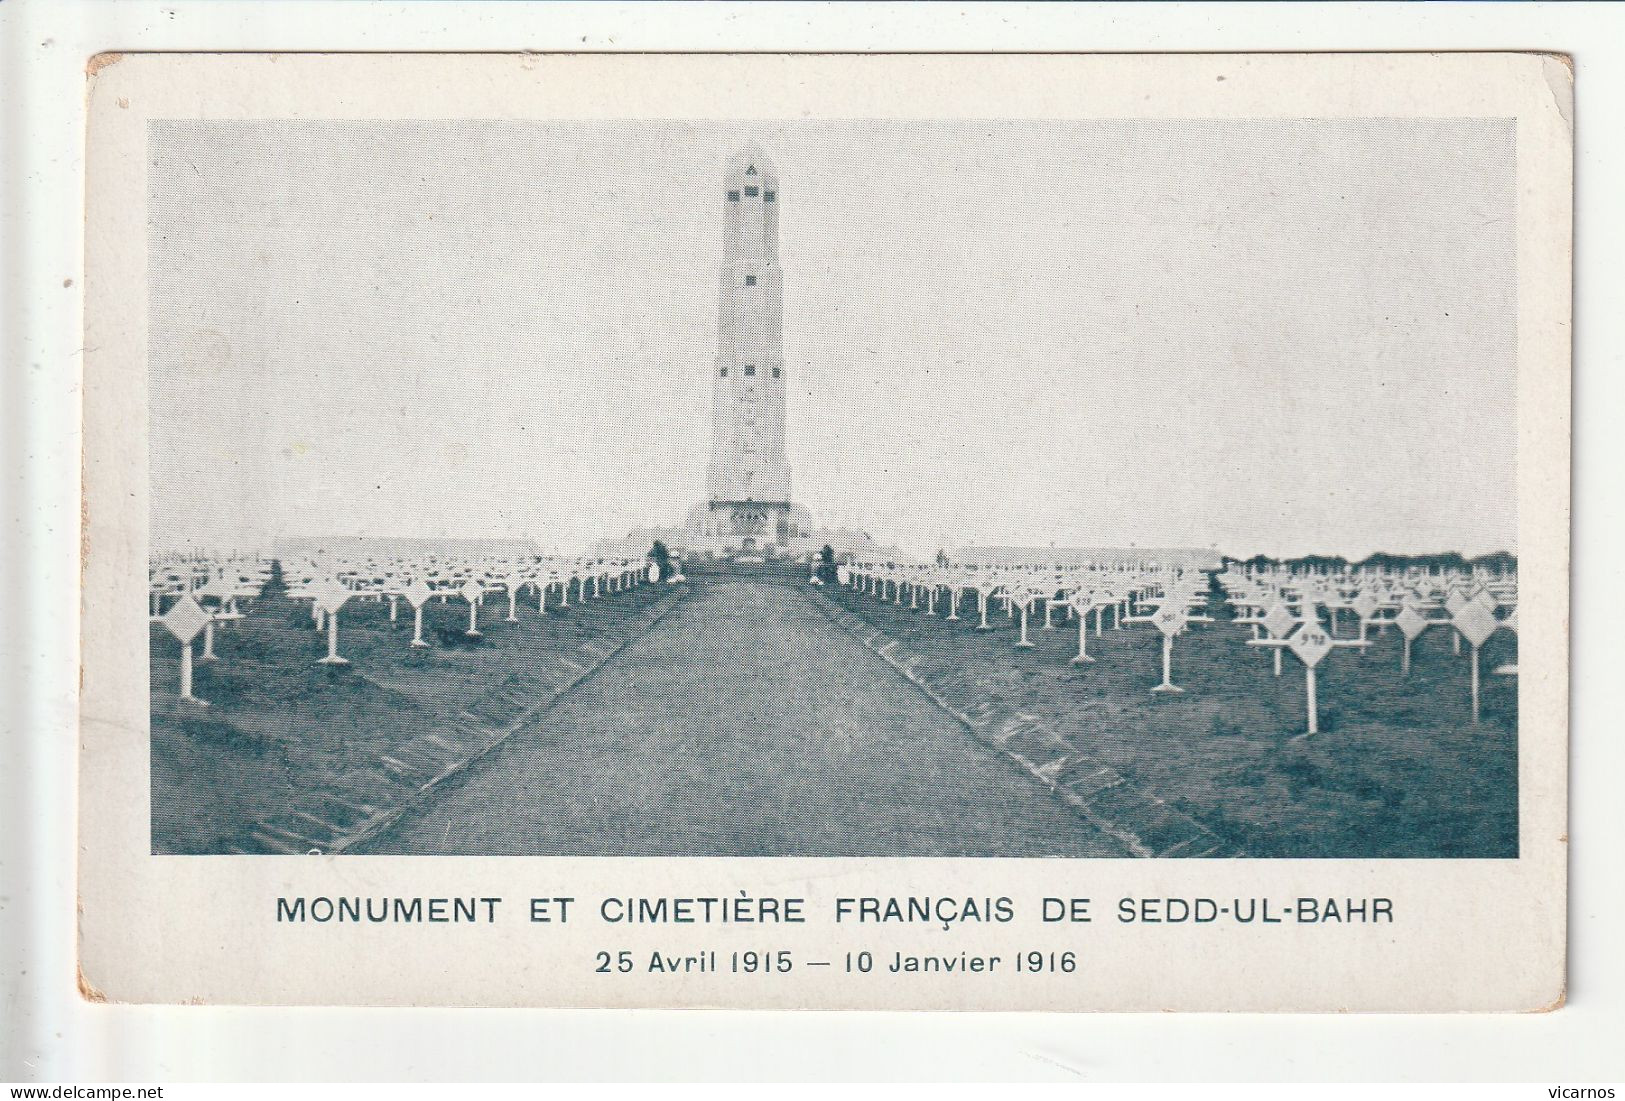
[{"left": 79, "top": 52, "right": 1571, "bottom": 1011}]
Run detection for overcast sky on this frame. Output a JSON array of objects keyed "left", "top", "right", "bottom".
[{"left": 149, "top": 118, "right": 1517, "bottom": 559}]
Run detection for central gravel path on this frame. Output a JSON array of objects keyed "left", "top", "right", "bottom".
[{"left": 360, "top": 575, "right": 1127, "bottom": 856}]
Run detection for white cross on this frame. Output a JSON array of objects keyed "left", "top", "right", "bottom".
[
  {"left": 157, "top": 594, "right": 213, "bottom": 703},
  {"left": 1125, "top": 595, "right": 1214, "bottom": 694},
  {"left": 1248, "top": 603, "right": 1369, "bottom": 737},
  {"left": 460, "top": 579, "right": 485, "bottom": 637}
]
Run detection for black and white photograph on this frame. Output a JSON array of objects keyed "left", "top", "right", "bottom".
[{"left": 146, "top": 114, "right": 1522, "bottom": 860}]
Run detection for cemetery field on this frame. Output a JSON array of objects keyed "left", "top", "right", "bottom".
[
  {"left": 820, "top": 577, "right": 1520, "bottom": 858},
  {"left": 150, "top": 562, "right": 1518, "bottom": 859},
  {"left": 148, "top": 579, "right": 681, "bottom": 854}
]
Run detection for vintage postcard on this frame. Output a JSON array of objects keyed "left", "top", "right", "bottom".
[{"left": 79, "top": 52, "right": 1570, "bottom": 1009}]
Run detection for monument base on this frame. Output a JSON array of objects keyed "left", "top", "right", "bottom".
[
  {"left": 691, "top": 500, "right": 803, "bottom": 556},
  {"left": 592, "top": 502, "right": 896, "bottom": 563}
]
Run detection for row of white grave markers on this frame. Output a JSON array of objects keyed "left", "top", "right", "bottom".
[
  {"left": 840, "top": 558, "right": 1205, "bottom": 693},
  {"left": 152, "top": 551, "right": 654, "bottom": 701},
  {"left": 278, "top": 553, "right": 651, "bottom": 665},
  {"left": 837, "top": 557, "right": 1517, "bottom": 736},
  {"left": 1219, "top": 565, "right": 1518, "bottom": 726}
]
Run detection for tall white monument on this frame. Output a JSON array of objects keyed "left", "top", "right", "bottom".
[
  {"left": 597, "top": 143, "right": 885, "bottom": 562},
  {"left": 691, "top": 143, "right": 810, "bottom": 554}
]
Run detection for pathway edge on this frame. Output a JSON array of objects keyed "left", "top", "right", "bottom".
[
  {"left": 800, "top": 583, "right": 1246, "bottom": 859},
  {"left": 331, "top": 584, "right": 695, "bottom": 854}
]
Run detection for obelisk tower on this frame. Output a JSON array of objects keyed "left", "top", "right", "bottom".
[{"left": 704, "top": 143, "right": 795, "bottom": 551}]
